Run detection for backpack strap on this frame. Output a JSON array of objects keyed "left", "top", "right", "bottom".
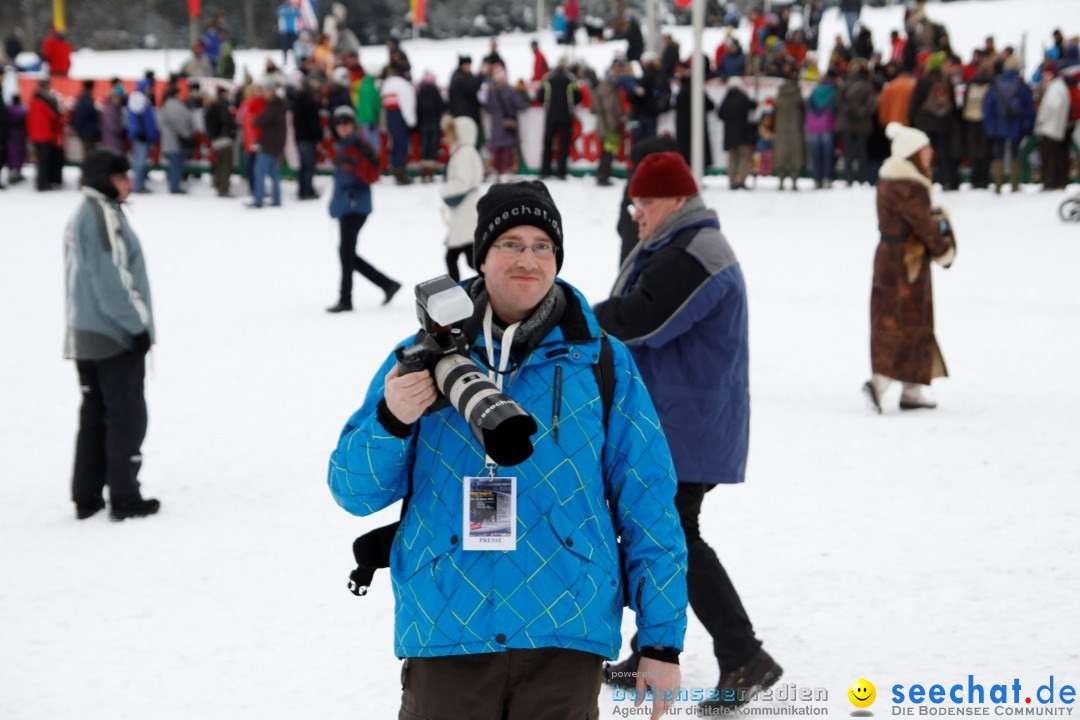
[{"left": 593, "top": 330, "right": 616, "bottom": 428}]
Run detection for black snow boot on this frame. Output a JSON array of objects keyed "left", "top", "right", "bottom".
[
  {"left": 699, "top": 648, "right": 783, "bottom": 712},
  {"left": 110, "top": 498, "right": 161, "bottom": 521},
  {"left": 76, "top": 498, "right": 106, "bottom": 520}
]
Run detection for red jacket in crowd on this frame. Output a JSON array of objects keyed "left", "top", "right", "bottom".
[
  {"left": 40, "top": 30, "right": 72, "bottom": 76},
  {"left": 532, "top": 47, "right": 550, "bottom": 82},
  {"left": 564, "top": 0, "right": 580, "bottom": 22},
  {"left": 27, "top": 92, "right": 64, "bottom": 146}
]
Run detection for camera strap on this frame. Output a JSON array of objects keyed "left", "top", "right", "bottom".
[{"left": 482, "top": 304, "right": 522, "bottom": 473}]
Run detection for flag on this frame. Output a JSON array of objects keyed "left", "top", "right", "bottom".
[
  {"left": 188, "top": 0, "right": 201, "bottom": 18},
  {"left": 675, "top": 0, "right": 693, "bottom": 8},
  {"left": 299, "top": 0, "right": 319, "bottom": 33},
  {"left": 411, "top": 0, "right": 427, "bottom": 26}
]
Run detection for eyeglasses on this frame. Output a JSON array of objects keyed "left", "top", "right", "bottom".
[{"left": 490, "top": 241, "right": 556, "bottom": 258}]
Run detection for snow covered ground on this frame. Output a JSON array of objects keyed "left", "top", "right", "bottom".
[{"left": 1, "top": 159, "right": 1078, "bottom": 718}]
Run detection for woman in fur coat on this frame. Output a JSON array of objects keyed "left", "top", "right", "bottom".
[{"left": 864, "top": 122, "right": 956, "bottom": 413}]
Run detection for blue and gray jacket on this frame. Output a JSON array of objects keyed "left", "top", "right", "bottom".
[
  {"left": 63, "top": 188, "right": 155, "bottom": 360},
  {"left": 329, "top": 280, "right": 688, "bottom": 659},
  {"left": 596, "top": 203, "right": 750, "bottom": 486}
]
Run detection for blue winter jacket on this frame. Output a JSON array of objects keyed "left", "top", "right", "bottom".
[
  {"left": 328, "top": 132, "right": 378, "bottom": 219},
  {"left": 595, "top": 206, "right": 750, "bottom": 486},
  {"left": 982, "top": 70, "right": 1036, "bottom": 140},
  {"left": 126, "top": 80, "right": 159, "bottom": 143},
  {"left": 329, "top": 281, "right": 688, "bottom": 659}
]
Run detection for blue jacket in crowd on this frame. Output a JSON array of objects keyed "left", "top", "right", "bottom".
[
  {"left": 329, "top": 281, "right": 688, "bottom": 659},
  {"left": 277, "top": 4, "right": 301, "bottom": 35},
  {"left": 328, "top": 131, "right": 380, "bottom": 218},
  {"left": 596, "top": 204, "right": 750, "bottom": 486},
  {"left": 126, "top": 80, "right": 159, "bottom": 143},
  {"left": 982, "top": 70, "right": 1036, "bottom": 140}
]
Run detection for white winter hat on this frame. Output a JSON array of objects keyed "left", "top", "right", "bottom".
[{"left": 886, "top": 122, "right": 930, "bottom": 160}]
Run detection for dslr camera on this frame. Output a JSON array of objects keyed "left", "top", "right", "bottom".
[{"left": 395, "top": 275, "right": 538, "bottom": 467}]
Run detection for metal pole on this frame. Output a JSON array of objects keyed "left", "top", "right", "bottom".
[
  {"left": 690, "top": 0, "right": 705, "bottom": 183},
  {"left": 646, "top": 0, "right": 660, "bottom": 54},
  {"left": 537, "top": 0, "right": 546, "bottom": 31}
]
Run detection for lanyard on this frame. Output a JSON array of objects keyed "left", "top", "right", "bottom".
[{"left": 481, "top": 304, "right": 520, "bottom": 473}]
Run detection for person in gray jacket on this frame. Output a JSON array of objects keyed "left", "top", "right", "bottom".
[
  {"left": 159, "top": 86, "right": 194, "bottom": 194},
  {"left": 65, "top": 148, "right": 161, "bottom": 521}
]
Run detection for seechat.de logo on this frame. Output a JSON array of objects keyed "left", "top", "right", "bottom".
[{"left": 850, "top": 679, "right": 878, "bottom": 714}]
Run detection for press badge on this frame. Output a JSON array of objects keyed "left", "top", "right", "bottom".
[{"left": 463, "top": 476, "right": 517, "bottom": 551}]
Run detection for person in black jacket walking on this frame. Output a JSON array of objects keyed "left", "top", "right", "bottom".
[
  {"left": 538, "top": 58, "right": 582, "bottom": 179},
  {"left": 290, "top": 79, "right": 322, "bottom": 199},
  {"left": 205, "top": 86, "right": 237, "bottom": 197}
]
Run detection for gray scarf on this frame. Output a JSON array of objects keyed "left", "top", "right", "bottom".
[
  {"left": 612, "top": 194, "right": 707, "bottom": 296},
  {"left": 468, "top": 278, "right": 565, "bottom": 351}
]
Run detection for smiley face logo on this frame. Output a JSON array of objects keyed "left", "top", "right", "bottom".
[{"left": 848, "top": 679, "right": 876, "bottom": 709}]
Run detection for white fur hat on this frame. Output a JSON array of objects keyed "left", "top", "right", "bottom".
[{"left": 886, "top": 122, "right": 930, "bottom": 160}]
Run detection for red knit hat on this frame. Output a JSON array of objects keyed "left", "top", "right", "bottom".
[{"left": 629, "top": 151, "right": 698, "bottom": 198}]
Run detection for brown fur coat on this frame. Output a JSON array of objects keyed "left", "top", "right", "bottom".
[{"left": 870, "top": 157, "right": 956, "bottom": 384}]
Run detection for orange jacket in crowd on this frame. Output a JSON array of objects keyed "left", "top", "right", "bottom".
[{"left": 878, "top": 74, "right": 917, "bottom": 127}]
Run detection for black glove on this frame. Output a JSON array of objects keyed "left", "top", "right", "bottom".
[{"left": 132, "top": 331, "right": 152, "bottom": 356}]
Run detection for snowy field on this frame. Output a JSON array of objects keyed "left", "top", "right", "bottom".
[{"left": 1, "top": 161, "right": 1078, "bottom": 718}]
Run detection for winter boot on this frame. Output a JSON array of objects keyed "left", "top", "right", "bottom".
[
  {"left": 392, "top": 167, "right": 413, "bottom": 185},
  {"left": 382, "top": 281, "right": 402, "bottom": 306},
  {"left": 597, "top": 151, "right": 613, "bottom": 186},
  {"left": 900, "top": 383, "right": 937, "bottom": 410},
  {"left": 110, "top": 498, "right": 161, "bottom": 521},
  {"left": 603, "top": 654, "right": 640, "bottom": 690},
  {"left": 1009, "top": 159, "right": 1021, "bottom": 193},
  {"left": 991, "top": 160, "right": 1004, "bottom": 194},
  {"left": 699, "top": 648, "right": 784, "bottom": 711},
  {"left": 326, "top": 301, "right": 353, "bottom": 313},
  {"left": 862, "top": 374, "right": 892, "bottom": 414},
  {"left": 76, "top": 498, "right": 106, "bottom": 520}
]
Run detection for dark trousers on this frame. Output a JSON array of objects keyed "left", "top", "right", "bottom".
[
  {"left": 992, "top": 137, "right": 1021, "bottom": 162},
  {"left": 842, "top": 131, "right": 869, "bottom": 185},
  {"left": 1040, "top": 135, "right": 1068, "bottom": 189},
  {"left": 387, "top": 109, "right": 411, "bottom": 170},
  {"left": 419, "top": 125, "right": 440, "bottom": 161},
  {"left": 34, "top": 142, "right": 56, "bottom": 190},
  {"left": 628, "top": 482, "right": 761, "bottom": 677},
  {"left": 541, "top": 119, "right": 572, "bottom": 177},
  {"left": 445, "top": 244, "right": 474, "bottom": 283},
  {"left": 296, "top": 139, "right": 317, "bottom": 198},
  {"left": 73, "top": 352, "right": 147, "bottom": 506},
  {"left": 964, "top": 121, "right": 990, "bottom": 188},
  {"left": 338, "top": 213, "right": 396, "bottom": 303},
  {"left": 212, "top": 140, "right": 234, "bottom": 195},
  {"left": 399, "top": 648, "right": 602, "bottom": 720}
]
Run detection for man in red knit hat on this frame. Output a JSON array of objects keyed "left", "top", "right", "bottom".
[{"left": 595, "top": 152, "right": 782, "bottom": 713}]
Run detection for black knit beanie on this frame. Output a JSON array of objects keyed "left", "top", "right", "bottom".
[
  {"left": 473, "top": 181, "right": 564, "bottom": 272},
  {"left": 81, "top": 148, "right": 132, "bottom": 200}
]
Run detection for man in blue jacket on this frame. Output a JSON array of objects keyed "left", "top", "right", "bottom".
[
  {"left": 329, "top": 181, "right": 688, "bottom": 719},
  {"left": 595, "top": 152, "right": 781, "bottom": 711},
  {"left": 126, "top": 76, "right": 159, "bottom": 193}
]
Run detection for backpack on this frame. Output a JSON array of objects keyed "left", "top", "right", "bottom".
[
  {"left": 922, "top": 77, "right": 953, "bottom": 118},
  {"left": 347, "top": 333, "right": 617, "bottom": 596},
  {"left": 996, "top": 83, "right": 1024, "bottom": 122}
]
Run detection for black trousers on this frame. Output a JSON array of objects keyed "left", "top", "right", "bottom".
[
  {"left": 34, "top": 142, "right": 54, "bottom": 190},
  {"left": 73, "top": 352, "right": 147, "bottom": 506},
  {"left": 338, "top": 213, "right": 396, "bottom": 303},
  {"left": 541, "top": 119, "right": 573, "bottom": 177},
  {"left": 628, "top": 482, "right": 761, "bottom": 677},
  {"left": 445, "top": 244, "right": 474, "bottom": 283},
  {"left": 399, "top": 648, "right": 602, "bottom": 720},
  {"left": 1040, "top": 135, "right": 1069, "bottom": 189},
  {"left": 842, "top": 131, "right": 869, "bottom": 185}
]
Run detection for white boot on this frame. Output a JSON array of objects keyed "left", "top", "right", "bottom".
[
  {"left": 900, "top": 383, "right": 937, "bottom": 410},
  {"left": 862, "top": 374, "right": 892, "bottom": 414}
]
